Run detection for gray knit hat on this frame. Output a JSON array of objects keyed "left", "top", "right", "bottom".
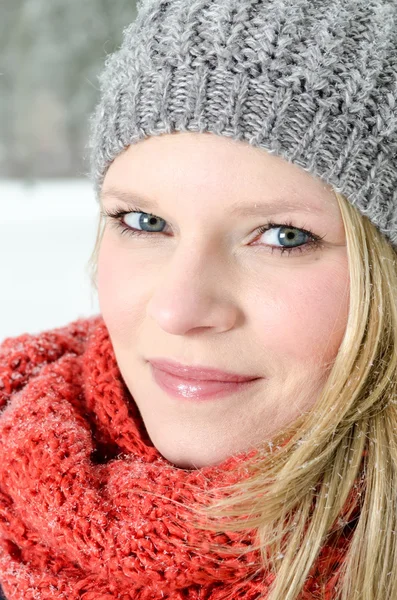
[{"left": 88, "top": 0, "right": 397, "bottom": 247}]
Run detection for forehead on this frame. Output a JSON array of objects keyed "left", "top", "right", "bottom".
[{"left": 102, "top": 131, "right": 338, "bottom": 217}]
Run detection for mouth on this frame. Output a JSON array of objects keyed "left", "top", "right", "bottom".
[
  {"left": 149, "top": 362, "right": 262, "bottom": 401},
  {"left": 147, "top": 358, "right": 260, "bottom": 383}
]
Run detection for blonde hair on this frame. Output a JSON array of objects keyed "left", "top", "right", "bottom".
[{"left": 86, "top": 190, "right": 397, "bottom": 600}]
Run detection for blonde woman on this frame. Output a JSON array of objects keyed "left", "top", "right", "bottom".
[{"left": 1, "top": 1, "right": 397, "bottom": 599}]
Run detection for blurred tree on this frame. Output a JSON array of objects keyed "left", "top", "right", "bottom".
[{"left": 0, "top": 0, "right": 137, "bottom": 179}]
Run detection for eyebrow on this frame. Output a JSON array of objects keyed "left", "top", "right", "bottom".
[{"left": 100, "top": 187, "right": 327, "bottom": 218}]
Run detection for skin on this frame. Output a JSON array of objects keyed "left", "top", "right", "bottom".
[{"left": 97, "top": 131, "right": 349, "bottom": 470}]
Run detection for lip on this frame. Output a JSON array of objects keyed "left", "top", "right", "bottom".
[
  {"left": 147, "top": 358, "right": 259, "bottom": 382},
  {"left": 147, "top": 359, "right": 261, "bottom": 401}
]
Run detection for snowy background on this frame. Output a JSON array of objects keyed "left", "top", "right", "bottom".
[
  {"left": 0, "top": 2, "right": 139, "bottom": 342},
  {"left": 0, "top": 179, "right": 101, "bottom": 340}
]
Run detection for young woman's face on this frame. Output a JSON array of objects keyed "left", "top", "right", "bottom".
[{"left": 98, "top": 131, "right": 349, "bottom": 469}]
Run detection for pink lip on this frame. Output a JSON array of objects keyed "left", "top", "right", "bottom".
[
  {"left": 148, "top": 359, "right": 261, "bottom": 401},
  {"left": 148, "top": 358, "right": 259, "bottom": 382}
]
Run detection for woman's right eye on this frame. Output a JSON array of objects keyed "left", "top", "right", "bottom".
[
  {"left": 102, "top": 207, "right": 169, "bottom": 238},
  {"left": 124, "top": 210, "right": 167, "bottom": 233}
]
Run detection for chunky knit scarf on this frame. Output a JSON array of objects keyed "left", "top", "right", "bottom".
[{"left": 0, "top": 316, "right": 356, "bottom": 599}]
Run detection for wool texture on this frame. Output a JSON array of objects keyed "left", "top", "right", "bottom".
[
  {"left": 88, "top": 0, "right": 397, "bottom": 246},
  {"left": 0, "top": 316, "right": 358, "bottom": 599}
]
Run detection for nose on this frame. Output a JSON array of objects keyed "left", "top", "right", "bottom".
[{"left": 146, "top": 243, "right": 239, "bottom": 335}]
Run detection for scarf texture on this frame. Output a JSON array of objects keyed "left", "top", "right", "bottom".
[{"left": 0, "top": 316, "right": 356, "bottom": 599}]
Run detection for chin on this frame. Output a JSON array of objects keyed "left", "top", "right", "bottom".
[{"left": 155, "top": 441, "right": 232, "bottom": 470}]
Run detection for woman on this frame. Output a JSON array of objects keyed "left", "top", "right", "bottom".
[{"left": 1, "top": 0, "right": 396, "bottom": 598}]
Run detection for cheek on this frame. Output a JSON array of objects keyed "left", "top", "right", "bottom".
[
  {"left": 249, "top": 257, "right": 350, "bottom": 366},
  {"left": 97, "top": 236, "right": 149, "bottom": 337}
]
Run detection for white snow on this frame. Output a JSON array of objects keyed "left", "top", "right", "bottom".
[{"left": 0, "top": 179, "right": 101, "bottom": 340}]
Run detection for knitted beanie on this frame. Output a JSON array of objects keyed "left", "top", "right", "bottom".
[{"left": 88, "top": 0, "right": 397, "bottom": 247}]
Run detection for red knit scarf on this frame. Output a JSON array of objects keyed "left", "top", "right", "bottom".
[{"left": 0, "top": 316, "right": 357, "bottom": 599}]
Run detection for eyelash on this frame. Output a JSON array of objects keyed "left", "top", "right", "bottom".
[{"left": 101, "top": 204, "right": 326, "bottom": 257}]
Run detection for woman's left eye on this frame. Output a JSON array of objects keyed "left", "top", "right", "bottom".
[
  {"left": 102, "top": 207, "right": 324, "bottom": 256},
  {"left": 254, "top": 223, "right": 324, "bottom": 255}
]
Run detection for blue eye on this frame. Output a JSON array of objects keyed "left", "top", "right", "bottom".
[
  {"left": 101, "top": 205, "right": 325, "bottom": 257},
  {"left": 258, "top": 225, "right": 310, "bottom": 248},
  {"left": 124, "top": 211, "right": 166, "bottom": 233}
]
